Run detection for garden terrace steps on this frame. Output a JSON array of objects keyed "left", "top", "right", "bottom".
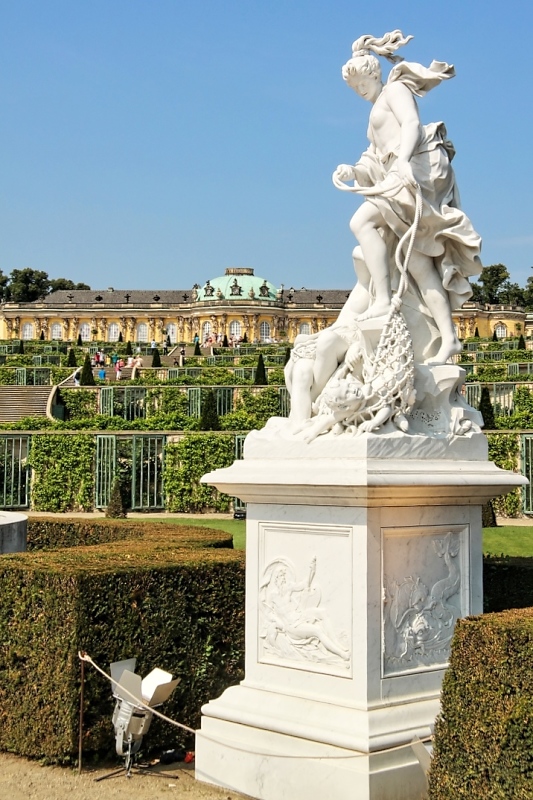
[{"left": 0, "top": 386, "right": 51, "bottom": 421}]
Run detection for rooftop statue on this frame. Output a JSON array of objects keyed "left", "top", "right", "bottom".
[{"left": 284, "top": 31, "right": 482, "bottom": 441}]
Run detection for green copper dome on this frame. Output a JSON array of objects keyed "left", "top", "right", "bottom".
[{"left": 194, "top": 268, "right": 278, "bottom": 302}]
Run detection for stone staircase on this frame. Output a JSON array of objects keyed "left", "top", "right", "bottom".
[{"left": 0, "top": 386, "right": 52, "bottom": 422}]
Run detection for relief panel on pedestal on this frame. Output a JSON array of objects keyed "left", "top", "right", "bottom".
[
  {"left": 382, "top": 525, "right": 468, "bottom": 678},
  {"left": 257, "top": 522, "right": 352, "bottom": 677}
]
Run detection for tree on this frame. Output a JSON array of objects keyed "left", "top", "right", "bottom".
[
  {"left": 470, "top": 264, "right": 510, "bottom": 306},
  {"left": 518, "top": 334, "right": 526, "bottom": 350},
  {"left": 478, "top": 387, "right": 495, "bottom": 429},
  {"left": 39, "top": 330, "right": 45, "bottom": 341},
  {"left": 79, "top": 353, "right": 95, "bottom": 386},
  {"left": 492, "top": 329, "right": 498, "bottom": 342},
  {"left": 66, "top": 348, "right": 77, "bottom": 367},
  {"left": 105, "top": 477, "right": 127, "bottom": 518},
  {"left": 9, "top": 268, "right": 51, "bottom": 302},
  {"left": 194, "top": 341, "right": 202, "bottom": 356},
  {"left": 284, "top": 347, "right": 291, "bottom": 365},
  {"left": 254, "top": 353, "right": 268, "bottom": 385},
  {"left": 118, "top": 331, "right": 123, "bottom": 343},
  {"left": 49, "top": 278, "right": 90, "bottom": 292},
  {"left": 222, "top": 334, "right": 229, "bottom": 347},
  {"left": 18, "top": 340, "right": 24, "bottom": 354},
  {"left": 200, "top": 389, "right": 220, "bottom": 430},
  {"left": 125, "top": 340, "right": 133, "bottom": 356},
  {"left": 0, "top": 270, "right": 10, "bottom": 301},
  {"left": 151, "top": 348, "right": 162, "bottom": 367},
  {"left": 77, "top": 333, "right": 83, "bottom": 346},
  {"left": 474, "top": 327, "right": 480, "bottom": 338},
  {"left": 242, "top": 332, "right": 248, "bottom": 343}
]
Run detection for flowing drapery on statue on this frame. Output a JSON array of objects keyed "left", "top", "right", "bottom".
[{"left": 284, "top": 31, "right": 483, "bottom": 438}]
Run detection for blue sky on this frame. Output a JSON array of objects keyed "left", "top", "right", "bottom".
[{"left": 1, "top": 0, "right": 532, "bottom": 290}]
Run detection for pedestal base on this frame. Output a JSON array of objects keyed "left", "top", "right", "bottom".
[
  {"left": 197, "top": 717, "right": 427, "bottom": 800},
  {"left": 196, "top": 450, "right": 525, "bottom": 800}
]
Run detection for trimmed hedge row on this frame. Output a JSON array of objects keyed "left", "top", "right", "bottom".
[
  {"left": 26, "top": 517, "right": 233, "bottom": 551},
  {"left": 0, "top": 520, "right": 245, "bottom": 763},
  {"left": 484, "top": 555, "right": 533, "bottom": 613},
  {"left": 428, "top": 609, "right": 533, "bottom": 798}
]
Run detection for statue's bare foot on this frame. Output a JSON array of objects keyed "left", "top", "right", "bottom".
[
  {"left": 356, "top": 302, "right": 391, "bottom": 322},
  {"left": 428, "top": 337, "right": 462, "bottom": 365}
]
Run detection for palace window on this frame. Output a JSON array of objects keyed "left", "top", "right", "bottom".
[
  {"left": 21, "top": 323, "right": 34, "bottom": 340},
  {"left": 108, "top": 323, "right": 120, "bottom": 342},
  {"left": 495, "top": 323, "right": 507, "bottom": 339},
  {"left": 299, "top": 322, "right": 310, "bottom": 335},
  {"left": 166, "top": 323, "right": 177, "bottom": 344},
  {"left": 259, "top": 321, "right": 271, "bottom": 341},
  {"left": 79, "top": 323, "right": 91, "bottom": 341},
  {"left": 50, "top": 323, "right": 63, "bottom": 340},
  {"left": 137, "top": 323, "right": 148, "bottom": 342},
  {"left": 229, "top": 320, "right": 241, "bottom": 338},
  {"left": 202, "top": 321, "right": 212, "bottom": 340}
]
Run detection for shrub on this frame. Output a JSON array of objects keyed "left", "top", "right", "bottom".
[
  {"left": 194, "top": 341, "right": 201, "bottom": 356},
  {"left": 28, "top": 434, "right": 95, "bottom": 512},
  {"left": 125, "top": 340, "right": 132, "bottom": 356},
  {"left": 80, "top": 353, "right": 95, "bottom": 386},
  {"left": 77, "top": 333, "right": 83, "bottom": 346},
  {"left": 0, "top": 520, "right": 245, "bottom": 762},
  {"left": 105, "top": 476, "right": 127, "bottom": 518},
  {"left": 254, "top": 353, "right": 267, "bottom": 385},
  {"left": 200, "top": 389, "right": 220, "bottom": 431},
  {"left": 478, "top": 386, "right": 495, "bottom": 429},
  {"left": 428, "top": 610, "right": 533, "bottom": 798},
  {"left": 151, "top": 348, "right": 162, "bottom": 368},
  {"left": 483, "top": 556, "right": 533, "bottom": 613},
  {"left": 66, "top": 348, "right": 77, "bottom": 368},
  {"left": 164, "top": 433, "right": 234, "bottom": 512},
  {"left": 59, "top": 388, "right": 98, "bottom": 420}
]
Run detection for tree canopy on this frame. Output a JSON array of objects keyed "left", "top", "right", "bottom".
[{"left": 2, "top": 268, "right": 91, "bottom": 303}]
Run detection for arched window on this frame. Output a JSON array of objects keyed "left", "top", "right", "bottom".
[
  {"left": 21, "top": 323, "right": 34, "bottom": 340},
  {"left": 108, "top": 322, "right": 120, "bottom": 342},
  {"left": 137, "top": 323, "right": 148, "bottom": 342},
  {"left": 299, "top": 322, "right": 310, "bottom": 335},
  {"left": 259, "top": 321, "right": 271, "bottom": 341},
  {"left": 202, "top": 321, "right": 212, "bottom": 341},
  {"left": 495, "top": 323, "right": 507, "bottom": 339},
  {"left": 166, "top": 323, "right": 177, "bottom": 344},
  {"left": 79, "top": 323, "right": 91, "bottom": 341},
  {"left": 50, "top": 323, "right": 63, "bottom": 340},
  {"left": 229, "top": 320, "right": 241, "bottom": 338}
]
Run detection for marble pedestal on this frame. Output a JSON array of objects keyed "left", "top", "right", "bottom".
[
  {"left": 0, "top": 511, "right": 27, "bottom": 553},
  {"left": 195, "top": 432, "right": 525, "bottom": 800}
]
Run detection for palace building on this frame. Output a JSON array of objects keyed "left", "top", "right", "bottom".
[{"left": 0, "top": 266, "right": 529, "bottom": 344}]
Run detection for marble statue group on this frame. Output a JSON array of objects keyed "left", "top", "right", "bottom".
[{"left": 284, "top": 30, "right": 483, "bottom": 441}]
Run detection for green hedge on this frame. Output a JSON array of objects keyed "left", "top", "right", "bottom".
[
  {"left": 483, "top": 556, "right": 533, "bottom": 613},
  {"left": 26, "top": 517, "right": 233, "bottom": 551},
  {"left": 164, "top": 433, "right": 235, "bottom": 512},
  {"left": 0, "top": 520, "right": 244, "bottom": 763},
  {"left": 28, "top": 434, "right": 95, "bottom": 512},
  {"left": 428, "top": 610, "right": 533, "bottom": 798}
]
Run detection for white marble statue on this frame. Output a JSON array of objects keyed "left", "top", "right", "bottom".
[{"left": 284, "top": 31, "right": 482, "bottom": 438}]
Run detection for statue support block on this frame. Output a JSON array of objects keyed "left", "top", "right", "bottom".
[{"left": 195, "top": 445, "right": 525, "bottom": 800}]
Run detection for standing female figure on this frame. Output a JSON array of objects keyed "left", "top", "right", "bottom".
[{"left": 334, "top": 30, "right": 482, "bottom": 364}]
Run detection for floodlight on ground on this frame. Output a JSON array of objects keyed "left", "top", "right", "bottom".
[{"left": 103, "top": 657, "right": 180, "bottom": 779}]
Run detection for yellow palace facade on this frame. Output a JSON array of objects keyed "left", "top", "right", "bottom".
[{"left": 0, "top": 267, "right": 529, "bottom": 344}]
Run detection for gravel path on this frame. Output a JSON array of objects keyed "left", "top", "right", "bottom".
[{"left": 0, "top": 753, "right": 249, "bottom": 800}]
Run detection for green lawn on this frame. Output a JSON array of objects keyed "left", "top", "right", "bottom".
[
  {"left": 144, "top": 518, "right": 533, "bottom": 557},
  {"left": 144, "top": 520, "right": 533, "bottom": 558},
  {"left": 145, "top": 517, "right": 246, "bottom": 549},
  {"left": 484, "top": 526, "right": 533, "bottom": 557}
]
